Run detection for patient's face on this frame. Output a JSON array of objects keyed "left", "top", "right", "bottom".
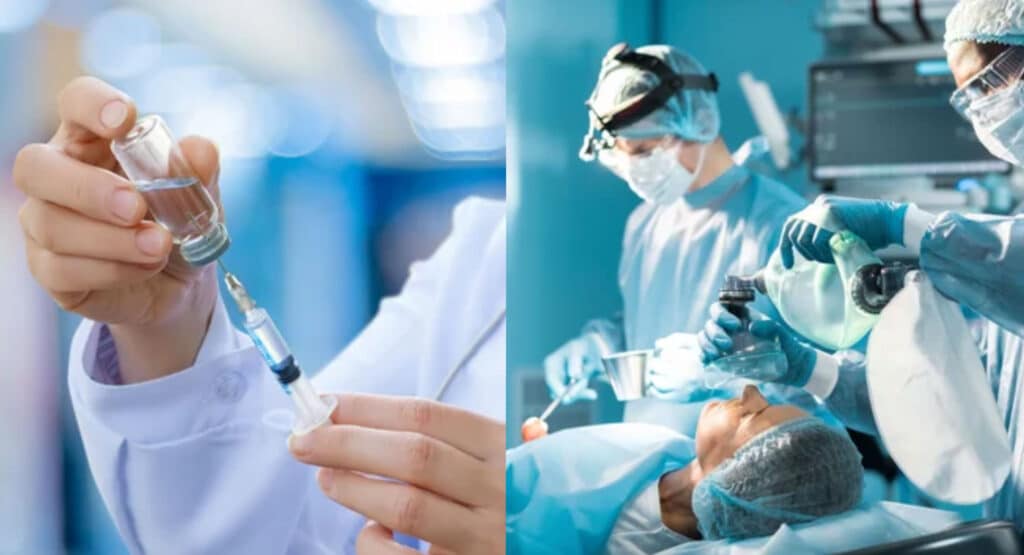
[{"left": 694, "top": 385, "right": 808, "bottom": 474}]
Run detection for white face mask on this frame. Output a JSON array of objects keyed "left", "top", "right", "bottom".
[
  {"left": 600, "top": 142, "right": 707, "bottom": 205},
  {"left": 866, "top": 271, "right": 1011, "bottom": 504}
]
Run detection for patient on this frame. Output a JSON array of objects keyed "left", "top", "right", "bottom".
[{"left": 506, "top": 385, "right": 864, "bottom": 555}]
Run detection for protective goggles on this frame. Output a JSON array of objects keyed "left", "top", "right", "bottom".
[
  {"left": 579, "top": 43, "right": 718, "bottom": 161},
  {"left": 596, "top": 136, "right": 680, "bottom": 179},
  {"left": 950, "top": 45, "right": 1024, "bottom": 122}
]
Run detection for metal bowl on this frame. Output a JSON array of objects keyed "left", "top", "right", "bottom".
[{"left": 601, "top": 349, "right": 653, "bottom": 401}]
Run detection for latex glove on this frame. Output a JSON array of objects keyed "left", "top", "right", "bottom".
[
  {"left": 543, "top": 332, "right": 609, "bottom": 404},
  {"left": 697, "top": 303, "right": 817, "bottom": 387},
  {"left": 779, "top": 195, "right": 908, "bottom": 269},
  {"left": 647, "top": 333, "right": 704, "bottom": 399}
]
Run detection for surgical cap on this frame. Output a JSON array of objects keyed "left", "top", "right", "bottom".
[
  {"left": 587, "top": 44, "right": 720, "bottom": 143},
  {"left": 945, "top": 0, "right": 1024, "bottom": 51},
  {"left": 691, "top": 417, "right": 863, "bottom": 541}
]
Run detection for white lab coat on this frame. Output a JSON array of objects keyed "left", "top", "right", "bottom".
[{"left": 68, "top": 197, "right": 506, "bottom": 554}]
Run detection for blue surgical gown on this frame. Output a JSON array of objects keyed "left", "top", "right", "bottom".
[
  {"left": 587, "top": 166, "right": 835, "bottom": 431},
  {"left": 818, "top": 212, "right": 1024, "bottom": 529}
]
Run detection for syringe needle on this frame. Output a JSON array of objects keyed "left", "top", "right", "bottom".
[{"left": 221, "top": 268, "right": 256, "bottom": 312}]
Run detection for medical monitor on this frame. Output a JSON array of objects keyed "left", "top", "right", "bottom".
[{"left": 809, "top": 56, "right": 1010, "bottom": 182}]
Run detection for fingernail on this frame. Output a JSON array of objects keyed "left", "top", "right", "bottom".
[
  {"left": 109, "top": 189, "right": 140, "bottom": 222},
  {"left": 135, "top": 227, "right": 166, "bottom": 256},
  {"left": 288, "top": 433, "right": 311, "bottom": 456},
  {"left": 100, "top": 100, "right": 128, "bottom": 129}
]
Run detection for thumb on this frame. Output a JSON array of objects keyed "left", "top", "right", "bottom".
[
  {"left": 748, "top": 319, "right": 781, "bottom": 340},
  {"left": 178, "top": 136, "right": 222, "bottom": 210}
]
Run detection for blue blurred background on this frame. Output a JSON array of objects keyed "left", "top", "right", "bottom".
[
  {"left": 507, "top": 0, "right": 1014, "bottom": 518},
  {"left": 0, "top": 0, "right": 503, "bottom": 552}
]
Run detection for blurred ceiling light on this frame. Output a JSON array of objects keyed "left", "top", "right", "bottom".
[
  {"left": 180, "top": 83, "right": 280, "bottom": 159},
  {"left": 367, "top": 0, "right": 494, "bottom": 16},
  {"left": 376, "top": 7, "right": 504, "bottom": 67},
  {"left": 367, "top": 0, "right": 505, "bottom": 161},
  {"left": 393, "top": 64, "right": 502, "bottom": 104},
  {"left": 402, "top": 99, "right": 504, "bottom": 129},
  {"left": 393, "top": 66, "right": 504, "bottom": 129},
  {"left": 408, "top": 124, "right": 505, "bottom": 160},
  {"left": 138, "top": 64, "right": 242, "bottom": 114},
  {"left": 81, "top": 8, "right": 161, "bottom": 79},
  {"left": 0, "top": 0, "right": 49, "bottom": 33}
]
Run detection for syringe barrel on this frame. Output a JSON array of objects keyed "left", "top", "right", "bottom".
[
  {"left": 243, "top": 308, "right": 293, "bottom": 371},
  {"left": 289, "top": 374, "right": 336, "bottom": 435}
]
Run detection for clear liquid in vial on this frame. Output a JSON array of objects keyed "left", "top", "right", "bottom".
[{"left": 135, "top": 176, "right": 219, "bottom": 245}]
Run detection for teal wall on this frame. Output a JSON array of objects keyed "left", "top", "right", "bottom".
[
  {"left": 507, "top": 0, "right": 822, "bottom": 435},
  {"left": 658, "top": 1, "right": 822, "bottom": 155}
]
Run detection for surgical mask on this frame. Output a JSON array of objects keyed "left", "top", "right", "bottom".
[
  {"left": 866, "top": 270, "right": 1011, "bottom": 504},
  {"left": 600, "top": 142, "right": 707, "bottom": 205}
]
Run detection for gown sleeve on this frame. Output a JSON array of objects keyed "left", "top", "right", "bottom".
[
  {"left": 919, "top": 212, "right": 1024, "bottom": 338},
  {"left": 811, "top": 211, "right": 1024, "bottom": 438}
]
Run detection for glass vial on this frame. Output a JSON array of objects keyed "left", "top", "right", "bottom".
[{"left": 111, "top": 115, "right": 230, "bottom": 266}]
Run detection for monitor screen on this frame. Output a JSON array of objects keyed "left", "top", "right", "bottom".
[{"left": 809, "top": 57, "right": 1010, "bottom": 181}]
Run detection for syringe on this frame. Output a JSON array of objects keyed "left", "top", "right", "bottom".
[{"left": 218, "top": 261, "right": 337, "bottom": 435}]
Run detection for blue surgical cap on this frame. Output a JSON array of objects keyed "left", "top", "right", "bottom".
[
  {"left": 587, "top": 44, "right": 720, "bottom": 144},
  {"left": 945, "top": 0, "right": 1024, "bottom": 51},
  {"left": 692, "top": 417, "right": 863, "bottom": 541}
]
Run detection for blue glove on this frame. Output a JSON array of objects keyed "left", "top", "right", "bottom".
[
  {"left": 543, "top": 333, "right": 607, "bottom": 404},
  {"left": 697, "top": 303, "right": 817, "bottom": 387},
  {"left": 779, "top": 196, "right": 909, "bottom": 269}
]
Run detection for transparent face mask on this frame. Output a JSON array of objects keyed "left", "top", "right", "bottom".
[
  {"left": 950, "top": 46, "right": 1024, "bottom": 123},
  {"left": 949, "top": 47, "right": 1024, "bottom": 165}
]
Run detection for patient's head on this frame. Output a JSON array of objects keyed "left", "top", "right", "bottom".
[{"left": 691, "top": 385, "right": 863, "bottom": 540}]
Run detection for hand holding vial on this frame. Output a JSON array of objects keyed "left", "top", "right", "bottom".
[{"left": 13, "top": 76, "right": 223, "bottom": 383}]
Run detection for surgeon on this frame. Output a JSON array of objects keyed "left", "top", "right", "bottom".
[
  {"left": 699, "top": 0, "right": 1024, "bottom": 530},
  {"left": 12, "top": 77, "right": 505, "bottom": 553},
  {"left": 507, "top": 385, "right": 863, "bottom": 554},
  {"left": 544, "top": 43, "right": 822, "bottom": 432}
]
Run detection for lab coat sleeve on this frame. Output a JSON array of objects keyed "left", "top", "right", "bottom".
[
  {"left": 310, "top": 197, "right": 494, "bottom": 395},
  {"left": 69, "top": 197, "right": 501, "bottom": 554},
  {"left": 68, "top": 297, "right": 347, "bottom": 554},
  {"left": 919, "top": 212, "right": 1024, "bottom": 338}
]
